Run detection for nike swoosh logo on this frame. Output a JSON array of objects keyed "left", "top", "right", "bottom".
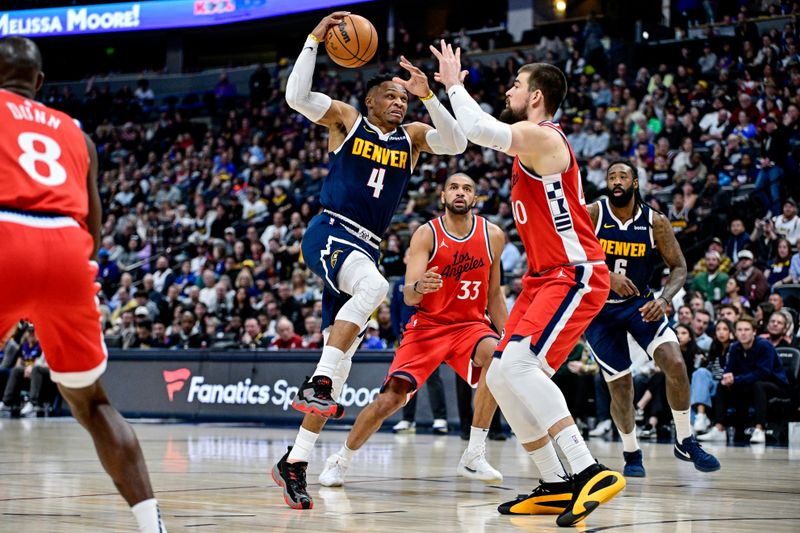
[
  {"left": 303, "top": 46, "right": 313, "bottom": 51},
  {"left": 465, "top": 466, "right": 477, "bottom": 473},
  {"left": 674, "top": 446, "right": 691, "bottom": 459},
  {"left": 603, "top": 224, "right": 615, "bottom": 228}
]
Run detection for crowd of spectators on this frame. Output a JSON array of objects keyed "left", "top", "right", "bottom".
[{"left": 5, "top": 2, "right": 795, "bottom": 435}]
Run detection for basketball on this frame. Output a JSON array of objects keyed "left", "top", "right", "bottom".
[{"left": 325, "top": 14, "right": 378, "bottom": 68}]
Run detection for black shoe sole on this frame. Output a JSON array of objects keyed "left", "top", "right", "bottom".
[{"left": 556, "top": 469, "right": 626, "bottom": 527}]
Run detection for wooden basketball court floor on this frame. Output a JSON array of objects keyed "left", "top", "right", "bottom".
[{"left": 1, "top": 419, "right": 799, "bottom": 532}]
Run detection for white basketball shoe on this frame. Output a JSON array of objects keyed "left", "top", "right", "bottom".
[
  {"left": 392, "top": 419, "right": 416, "bottom": 433},
  {"left": 457, "top": 444, "right": 503, "bottom": 483},
  {"left": 319, "top": 453, "right": 350, "bottom": 487},
  {"left": 692, "top": 413, "right": 710, "bottom": 433}
]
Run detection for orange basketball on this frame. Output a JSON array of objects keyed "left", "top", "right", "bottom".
[{"left": 325, "top": 14, "right": 378, "bottom": 68}]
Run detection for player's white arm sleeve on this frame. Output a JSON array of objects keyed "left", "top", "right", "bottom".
[
  {"left": 421, "top": 94, "right": 468, "bottom": 154},
  {"left": 285, "top": 36, "right": 332, "bottom": 122},
  {"left": 447, "top": 85, "right": 512, "bottom": 152}
]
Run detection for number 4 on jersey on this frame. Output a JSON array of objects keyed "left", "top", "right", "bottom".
[{"left": 367, "top": 167, "right": 385, "bottom": 198}]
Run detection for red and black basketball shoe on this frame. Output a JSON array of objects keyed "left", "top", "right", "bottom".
[
  {"left": 272, "top": 446, "right": 313, "bottom": 510},
  {"left": 291, "top": 375, "right": 345, "bottom": 419}
]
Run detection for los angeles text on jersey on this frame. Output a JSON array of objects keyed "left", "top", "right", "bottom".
[
  {"left": 439, "top": 251, "right": 486, "bottom": 281},
  {"left": 351, "top": 137, "right": 408, "bottom": 169},
  {"left": 599, "top": 238, "right": 647, "bottom": 258}
]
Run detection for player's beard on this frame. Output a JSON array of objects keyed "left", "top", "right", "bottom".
[
  {"left": 608, "top": 185, "right": 635, "bottom": 207},
  {"left": 499, "top": 102, "right": 527, "bottom": 124},
  {"left": 445, "top": 198, "right": 473, "bottom": 215}
]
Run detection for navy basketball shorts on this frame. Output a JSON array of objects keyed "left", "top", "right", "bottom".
[
  {"left": 584, "top": 295, "right": 678, "bottom": 382},
  {"left": 302, "top": 213, "right": 381, "bottom": 330}
]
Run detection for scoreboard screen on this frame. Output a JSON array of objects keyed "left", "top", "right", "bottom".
[{"left": 0, "top": 0, "right": 374, "bottom": 38}]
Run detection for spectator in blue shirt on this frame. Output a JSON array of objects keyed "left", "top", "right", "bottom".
[
  {"left": 97, "top": 248, "right": 120, "bottom": 296},
  {"left": 1, "top": 325, "right": 42, "bottom": 414},
  {"left": 361, "top": 320, "right": 386, "bottom": 350},
  {"left": 698, "top": 317, "right": 789, "bottom": 444}
]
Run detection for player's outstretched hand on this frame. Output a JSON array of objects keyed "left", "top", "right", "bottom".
[
  {"left": 393, "top": 56, "right": 432, "bottom": 99},
  {"left": 609, "top": 272, "right": 639, "bottom": 298},
  {"left": 311, "top": 11, "right": 350, "bottom": 42},
  {"left": 429, "top": 39, "right": 467, "bottom": 90},
  {"left": 416, "top": 266, "right": 443, "bottom": 294}
]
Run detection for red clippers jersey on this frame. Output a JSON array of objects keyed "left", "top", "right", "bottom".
[
  {"left": 415, "top": 215, "right": 493, "bottom": 326},
  {"left": 510, "top": 121, "right": 604, "bottom": 274},
  {"left": 0, "top": 89, "right": 89, "bottom": 227}
]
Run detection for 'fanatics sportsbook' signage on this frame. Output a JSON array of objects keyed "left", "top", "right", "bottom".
[
  {"left": 101, "top": 350, "right": 462, "bottom": 425},
  {"left": 0, "top": 0, "right": 375, "bottom": 38}
]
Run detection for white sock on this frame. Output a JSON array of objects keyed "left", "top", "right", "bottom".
[
  {"left": 288, "top": 427, "right": 318, "bottom": 463},
  {"left": 338, "top": 443, "right": 356, "bottom": 463},
  {"left": 467, "top": 426, "right": 489, "bottom": 453},
  {"left": 672, "top": 408, "right": 692, "bottom": 441},
  {"left": 131, "top": 498, "right": 166, "bottom": 533},
  {"left": 528, "top": 441, "right": 567, "bottom": 483},
  {"left": 554, "top": 425, "right": 596, "bottom": 474},
  {"left": 313, "top": 346, "right": 344, "bottom": 378},
  {"left": 620, "top": 429, "right": 639, "bottom": 453}
]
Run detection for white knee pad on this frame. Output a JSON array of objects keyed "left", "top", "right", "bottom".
[
  {"left": 499, "top": 339, "right": 572, "bottom": 431},
  {"left": 324, "top": 327, "right": 362, "bottom": 401},
  {"left": 335, "top": 252, "right": 389, "bottom": 326},
  {"left": 486, "top": 362, "right": 547, "bottom": 443}
]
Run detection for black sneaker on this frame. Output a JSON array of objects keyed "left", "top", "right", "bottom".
[
  {"left": 674, "top": 435, "right": 721, "bottom": 472},
  {"left": 556, "top": 463, "right": 626, "bottom": 527},
  {"left": 622, "top": 449, "right": 646, "bottom": 478},
  {"left": 291, "top": 375, "right": 344, "bottom": 419},
  {"left": 498, "top": 479, "right": 573, "bottom": 515},
  {"left": 271, "top": 446, "right": 313, "bottom": 510}
]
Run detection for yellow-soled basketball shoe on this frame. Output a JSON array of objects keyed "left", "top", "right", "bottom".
[
  {"left": 556, "top": 463, "right": 625, "bottom": 527},
  {"left": 498, "top": 479, "right": 573, "bottom": 515}
]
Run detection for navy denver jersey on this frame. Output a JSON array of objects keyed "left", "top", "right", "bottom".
[
  {"left": 595, "top": 197, "right": 660, "bottom": 302},
  {"left": 322, "top": 115, "right": 413, "bottom": 236}
]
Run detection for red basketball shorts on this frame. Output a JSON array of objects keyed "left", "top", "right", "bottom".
[
  {"left": 495, "top": 262, "right": 609, "bottom": 375},
  {"left": 383, "top": 318, "right": 499, "bottom": 396},
  {"left": 0, "top": 212, "right": 107, "bottom": 388}
]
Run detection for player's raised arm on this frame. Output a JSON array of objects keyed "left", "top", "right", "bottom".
[
  {"left": 432, "top": 41, "right": 567, "bottom": 172},
  {"left": 486, "top": 223, "right": 508, "bottom": 333},
  {"left": 393, "top": 56, "right": 467, "bottom": 156},
  {"left": 285, "top": 11, "right": 358, "bottom": 132},
  {"left": 403, "top": 224, "right": 442, "bottom": 306},
  {"left": 640, "top": 212, "right": 688, "bottom": 322}
]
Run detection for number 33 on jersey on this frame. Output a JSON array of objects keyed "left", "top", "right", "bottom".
[{"left": 0, "top": 89, "right": 90, "bottom": 227}]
